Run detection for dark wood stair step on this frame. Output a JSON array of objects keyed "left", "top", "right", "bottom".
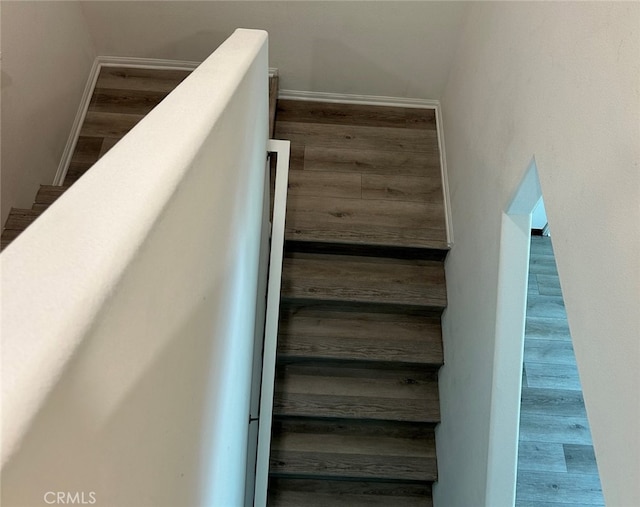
[
  {"left": 269, "top": 423, "right": 437, "bottom": 482},
  {"left": 35, "top": 185, "right": 69, "bottom": 205},
  {"left": 281, "top": 252, "right": 446, "bottom": 312},
  {"left": 3, "top": 208, "right": 41, "bottom": 230},
  {"left": 268, "top": 478, "right": 432, "bottom": 507},
  {"left": 278, "top": 307, "right": 443, "bottom": 366},
  {"left": 274, "top": 364, "right": 440, "bottom": 423},
  {"left": 285, "top": 195, "right": 447, "bottom": 250}
]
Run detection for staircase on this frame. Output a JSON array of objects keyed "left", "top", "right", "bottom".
[
  {"left": 2, "top": 68, "right": 448, "bottom": 505},
  {"left": 266, "top": 100, "right": 448, "bottom": 506},
  {"left": 0, "top": 67, "right": 192, "bottom": 250},
  {"left": 1, "top": 66, "right": 279, "bottom": 251}
]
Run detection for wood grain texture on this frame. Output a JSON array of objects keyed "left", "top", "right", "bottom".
[
  {"left": 287, "top": 170, "right": 362, "bottom": 199},
  {"left": 286, "top": 195, "right": 446, "bottom": 249},
  {"left": 89, "top": 87, "right": 169, "bottom": 115},
  {"left": 276, "top": 99, "right": 437, "bottom": 130},
  {"left": 516, "top": 471, "right": 603, "bottom": 505},
  {"left": 517, "top": 442, "right": 568, "bottom": 473},
  {"left": 277, "top": 308, "right": 443, "bottom": 365},
  {"left": 304, "top": 146, "right": 441, "bottom": 177},
  {"left": 281, "top": 254, "right": 447, "bottom": 310},
  {"left": 270, "top": 431, "right": 437, "bottom": 481},
  {"left": 361, "top": 174, "right": 443, "bottom": 202},
  {"left": 35, "top": 186, "right": 69, "bottom": 205},
  {"left": 268, "top": 478, "right": 432, "bottom": 507},
  {"left": 3, "top": 209, "right": 41, "bottom": 230},
  {"left": 274, "top": 367, "right": 439, "bottom": 423},
  {"left": 276, "top": 121, "right": 439, "bottom": 154},
  {"left": 517, "top": 238, "right": 603, "bottom": 507}
]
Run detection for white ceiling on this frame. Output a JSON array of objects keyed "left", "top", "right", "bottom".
[{"left": 80, "top": 1, "right": 469, "bottom": 99}]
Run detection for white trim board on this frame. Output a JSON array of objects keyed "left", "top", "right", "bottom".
[{"left": 53, "top": 56, "right": 279, "bottom": 185}]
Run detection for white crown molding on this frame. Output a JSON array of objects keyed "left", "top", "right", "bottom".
[{"left": 278, "top": 89, "right": 439, "bottom": 109}]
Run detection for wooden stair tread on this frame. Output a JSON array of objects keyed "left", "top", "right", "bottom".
[
  {"left": 275, "top": 121, "right": 439, "bottom": 154},
  {"left": 35, "top": 185, "right": 69, "bottom": 205},
  {"left": 276, "top": 99, "right": 437, "bottom": 130},
  {"left": 271, "top": 432, "right": 435, "bottom": 458},
  {"left": 274, "top": 365, "right": 440, "bottom": 422},
  {"left": 268, "top": 479, "right": 432, "bottom": 507},
  {"left": 3, "top": 208, "right": 41, "bottom": 230},
  {"left": 281, "top": 253, "right": 447, "bottom": 310},
  {"left": 285, "top": 194, "right": 446, "bottom": 249},
  {"left": 270, "top": 429, "right": 437, "bottom": 482},
  {"left": 278, "top": 308, "right": 443, "bottom": 365},
  {"left": 302, "top": 146, "right": 441, "bottom": 178}
]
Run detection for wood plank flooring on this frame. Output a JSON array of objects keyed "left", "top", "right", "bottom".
[
  {"left": 276, "top": 100, "right": 446, "bottom": 250},
  {"left": 267, "top": 100, "right": 447, "bottom": 506},
  {"left": 1, "top": 67, "right": 279, "bottom": 250},
  {"left": 516, "top": 236, "right": 604, "bottom": 506}
]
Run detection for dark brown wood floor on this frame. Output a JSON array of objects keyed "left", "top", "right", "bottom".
[{"left": 516, "top": 235, "right": 604, "bottom": 506}]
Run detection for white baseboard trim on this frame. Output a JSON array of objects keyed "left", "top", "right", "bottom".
[{"left": 278, "top": 89, "right": 439, "bottom": 109}]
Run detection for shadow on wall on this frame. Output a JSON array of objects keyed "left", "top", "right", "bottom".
[{"left": 1, "top": 285, "right": 244, "bottom": 507}]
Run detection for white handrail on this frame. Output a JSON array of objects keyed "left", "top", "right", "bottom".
[{"left": 253, "top": 139, "right": 291, "bottom": 507}]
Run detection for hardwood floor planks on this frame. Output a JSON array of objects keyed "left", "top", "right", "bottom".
[
  {"left": 361, "top": 174, "right": 443, "bottom": 203},
  {"left": 80, "top": 111, "right": 145, "bottom": 138},
  {"left": 276, "top": 99, "right": 437, "bottom": 130},
  {"left": 281, "top": 254, "right": 447, "bottom": 309},
  {"left": 516, "top": 471, "right": 604, "bottom": 505},
  {"left": 303, "top": 146, "right": 441, "bottom": 177},
  {"left": 268, "top": 479, "right": 432, "bottom": 507},
  {"left": 89, "top": 87, "right": 170, "bottom": 115},
  {"left": 517, "top": 237, "right": 603, "bottom": 506},
  {"left": 278, "top": 309, "right": 443, "bottom": 365},
  {"left": 285, "top": 195, "right": 446, "bottom": 249},
  {"left": 517, "top": 442, "right": 568, "bottom": 473},
  {"left": 287, "top": 170, "right": 362, "bottom": 199},
  {"left": 275, "top": 121, "right": 439, "bottom": 154}
]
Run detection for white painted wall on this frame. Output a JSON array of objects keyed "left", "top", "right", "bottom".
[
  {"left": 1, "top": 29, "right": 269, "bottom": 506},
  {"left": 0, "top": 1, "right": 96, "bottom": 225},
  {"left": 79, "top": 1, "right": 466, "bottom": 100},
  {"left": 435, "top": 3, "right": 639, "bottom": 506}
]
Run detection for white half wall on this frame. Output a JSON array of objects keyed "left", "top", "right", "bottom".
[
  {"left": 1, "top": 29, "right": 269, "bottom": 506},
  {"left": 79, "top": 1, "right": 467, "bottom": 99},
  {"left": 435, "top": 3, "right": 639, "bottom": 506},
  {"left": 0, "top": 1, "right": 96, "bottom": 225}
]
